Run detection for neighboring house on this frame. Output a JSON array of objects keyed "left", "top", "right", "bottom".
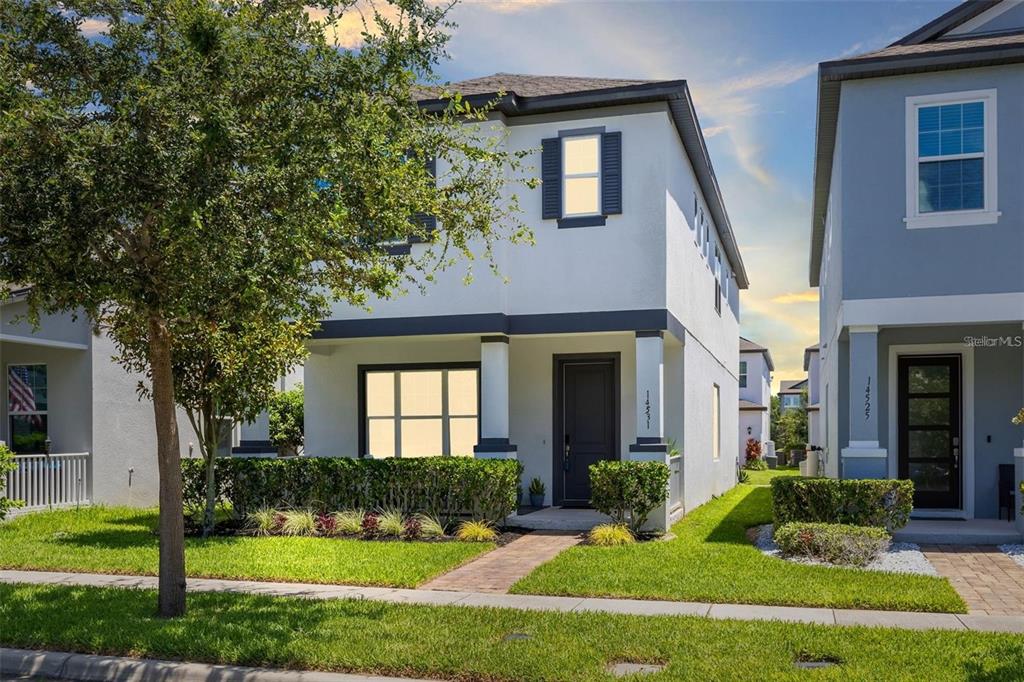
[
  {"left": 777, "top": 379, "right": 807, "bottom": 411},
  {"left": 305, "top": 74, "right": 749, "bottom": 528},
  {"left": 810, "top": 0, "right": 1024, "bottom": 520},
  {"left": 804, "top": 344, "right": 821, "bottom": 448},
  {"left": 739, "top": 337, "right": 773, "bottom": 457},
  {"left": 1, "top": 286, "right": 301, "bottom": 506}
]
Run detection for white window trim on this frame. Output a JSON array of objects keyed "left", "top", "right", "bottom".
[
  {"left": 562, "top": 134, "right": 602, "bottom": 218},
  {"left": 739, "top": 361, "right": 748, "bottom": 389},
  {"left": 711, "top": 383, "right": 721, "bottom": 461},
  {"left": 904, "top": 89, "right": 999, "bottom": 230}
]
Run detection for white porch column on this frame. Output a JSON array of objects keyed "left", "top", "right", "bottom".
[
  {"left": 629, "top": 330, "right": 670, "bottom": 533},
  {"left": 841, "top": 325, "right": 887, "bottom": 478},
  {"left": 473, "top": 335, "right": 517, "bottom": 459}
]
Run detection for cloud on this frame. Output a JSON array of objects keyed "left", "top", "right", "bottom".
[
  {"left": 701, "top": 124, "right": 729, "bottom": 139},
  {"left": 78, "top": 17, "right": 110, "bottom": 37},
  {"left": 461, "top": 0, "right": 558, "bottom": 13},
  {"left": 771, "top": 290, "right": 819, "bottom": 304}
]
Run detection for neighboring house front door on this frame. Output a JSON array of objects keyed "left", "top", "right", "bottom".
[
  {"left": 554, "top": 355, "right": 618, "bottom": 506},
  {"left": 897, "top": 355, "right": 961, "bottom": 510}
]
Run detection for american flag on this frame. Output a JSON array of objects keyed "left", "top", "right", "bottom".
[{"left": 8, "top": 366, "right": 36, "bottom": 413}]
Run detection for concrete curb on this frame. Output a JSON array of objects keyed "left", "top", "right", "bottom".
[
  {"left": 0, "top": 647, "right": 434, "bottom": 682},
  {"left": 3, "top": 569, "right": 1024, "bottom": 634}
]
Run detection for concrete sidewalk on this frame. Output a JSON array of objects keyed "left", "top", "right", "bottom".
[
  {"left": 3, "top": 569, "right": 1023, "bottom": 634},
  {"left": 0, "top": 647, "right": 433, "bottom": 682}
]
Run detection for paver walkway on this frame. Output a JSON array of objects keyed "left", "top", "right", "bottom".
[
  {"left": 421, "top": 531, "right": 582, "bottom": 593},
  {"left": 921, "top": 544, "right": 1024, "bottom": 616},
  {"left": 4, "top": 569, "right": 1024, "bottom": 633}
]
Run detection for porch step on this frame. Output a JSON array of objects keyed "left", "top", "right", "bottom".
[
  {"left": 506, "top": 507, "right": 611, "bottom": 531},
  {"left": 894, "top": 519, "right": 1022, "bottom": 546}
]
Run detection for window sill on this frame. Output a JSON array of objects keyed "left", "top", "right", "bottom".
[
  {"left": 904, "top": 210, "right": 1000, "bottom": 230},
  {"left": 557, "top": 215, "right": 607, "bottom": 229}
]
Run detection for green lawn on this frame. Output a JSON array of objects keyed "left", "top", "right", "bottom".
[
  {"left": 0, "top": 583, "right": 1018, "bottom": 682},
  {"left": 512, "top": 479, "right": 965, "bottom": 613},
  {"left": 0, "top": 507, "right": 491, "bottom": 587},
  {"left": 745, "top": 465, "right": 800, "bottom": 486}
]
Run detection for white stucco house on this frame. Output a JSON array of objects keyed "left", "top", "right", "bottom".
[
  {"left": 738, "top": 337, "right": 772, "bottom": 458},
  {"left": 305, "top": 74, "right": 750, "bottom": 527}
]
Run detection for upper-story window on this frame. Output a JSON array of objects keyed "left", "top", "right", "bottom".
[
  {"left": 542, "top": 129, "right": 621, "bottom": 228},
  {"left": 781, "top": 394, "right": 802, "bottom": 410},
  {"left": 906, "top": 90, "right": 998, "bottom": 229},
  {"left": 739, "top": 361, "right": 748, "bottom": 389},
  {"left": 563, "top": 135, "right": 600, "bottom": 217},
  {"left": 713, "top": 245, "right": 722, "bottom": 315}
]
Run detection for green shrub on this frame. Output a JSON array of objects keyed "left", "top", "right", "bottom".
[
  {"left": 0, "top": 443, "right": 23, "bottom": 520},
  {"left": 770, "top": 477, "right": 914, "bottom": 531},
  {"left": 774, "top": 522, "right": 890, "bottom": 567},
  {"left": 182, "top": 456, "right": 521, "bottom": 525},
  {"left": 589, "top": 460, "right": 670, "bottom": 533},
  {"left": 332, "top": 509, "right": 364, "bottom": 536},
  {"left": 456, "top": 520, "right": 497, "bottom": 542},
  {"left": 588, "top": 523, "right": 635, "bottom": 546},
  {"left": 376, "top": 508, "right": 405, "bottom": 537},
  {"left": 278, "top": 509, "right": 317, "bottom": 536},
  {"left": 744, "top": 459, "right": 767, "bottom": 471},
  {"left": 737, "top": 469, "right": 750, "bottom": 484},
  {"left": 269, "top": 386, "right": 304, "bottom": 456}
]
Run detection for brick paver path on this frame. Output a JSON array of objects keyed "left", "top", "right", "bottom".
[
  {"left": 420, "top": 531, "right": 582, "bottom": 593},
  {"left": 921, "top": 545, "right": 1024, "bottom": 615}
]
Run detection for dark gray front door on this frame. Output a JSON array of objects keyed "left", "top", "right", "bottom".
[
  {"left": 898, "top": 355, "right": 962, "bottom": 509},
  {"left": 555, "top": 358, "right": 617, "bottom": 506}
]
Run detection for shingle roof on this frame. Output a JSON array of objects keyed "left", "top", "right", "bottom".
[
  {"left": 739, "top": 336, "right": 774, "bottom": 371},
  {"left": 437, "top": 73, "right": 659, "bottom": 98},
  {"left": 416, "top": 73, "right": 750, "bottom": 289},
  {"left": 803, "top": 343, "right": 820, "bottom": 371},
  {"left": 779, "top": 379, "right": 806, "bottom": 394},
  {"left": 739, "top": 399, "right": 768, "bottom": 411},
  {"left": 828, "top": 31, "right": 1024, "bottom": 65}
]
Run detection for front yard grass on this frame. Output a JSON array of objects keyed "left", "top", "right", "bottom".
[
  {"left": 0, "top": 583, "right": 1019, "bottom": 681},
  {"left": 745, "top": 465, "right": 800, "bottom": 486},
  {"left": 511, "top": 478, "right": 965, "bottom": 613},
  {"left": 0, "top": 507, "right": 491, "bottom": 588}
]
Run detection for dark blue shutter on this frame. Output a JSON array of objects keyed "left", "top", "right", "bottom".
[
  {"left": 413, "top": 157, "right": 437, "bottom": 233},
  {"left": 541, "top": 137, "right": 561, "bottom": 220},
  {"left": 601, "top": 131, "right": 622, "bottom": 215}
]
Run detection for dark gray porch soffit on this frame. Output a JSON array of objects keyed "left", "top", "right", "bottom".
[
  {"left": 418, "top": 78, "right": 749, "bottom": 289},
  {"left": 314, "top": 308, "right": 686, "bottom": 344},
  {"left": 808, "top": 31, "right": 1024, "bottom": 286}
]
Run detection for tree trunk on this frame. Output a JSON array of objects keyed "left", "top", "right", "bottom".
[{"left": 148, "top": 315, "right": 186, "bottom": 618}]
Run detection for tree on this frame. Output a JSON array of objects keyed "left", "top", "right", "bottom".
[
  {"left": 269, "top": 385, "right": 304, "bottom": 457},
  {"left": 0, "top": 0, "right": 530, "bottom": 617}
]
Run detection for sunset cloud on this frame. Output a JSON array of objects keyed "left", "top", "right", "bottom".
[{"left": 771, "top": 290, "right": 819, "bottom": 304}]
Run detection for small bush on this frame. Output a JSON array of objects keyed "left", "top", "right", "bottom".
[
  {"left": 0, "top": 442, "right": 23, "bottom": 520},
  {"left": 402, "top": 516, "right": 422, "bottom": 540},
  {"left": 316, "top": 513, "right": 338, "bottom": 536},
  {"left": 744, "top": 458, "right": 768, "bottom": 471},
  {"left": 247, "top": 508, "right": 279, "bottom": 536},
  {"left": 456, "top": 520, "right": 497, "bottom": 542},
  {"left": 332, "top": 509, "right": 365, "bottom": 536},
  {"left": 588, "top": 523, "right": 635, "bottom": 546},
  {"left": 771, "top": 477, "right": 914, "bottom": 530},
  {"left": 269, "top": 386, "right": 304, "bottom": 456},
  {"left": 361, "top": 512, "right": 380, "bottom": 538},
  {"left": 376, "top": 508, "right": 405, "bottom": 537},
  {"left": 774, "top": 522, "right": 890, "bottom": 567},
  {"left": 737, "top": 469, "right": 750, "bottom": 484},
  {"left": 589, "top": 460, "right": 670, "bottom": 533},
  {"left": 278, "top": 510, "right": 317, "bottom": 536},
  {"left": 744, "top": 438, "right": 762, "bottom": 464},
  {"left": 415, "top": 513, "right": 446, "bottom": 539}
]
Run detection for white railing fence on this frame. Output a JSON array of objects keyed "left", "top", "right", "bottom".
[
  {"left": 3, "top": 453, "right": 91, "bottom": 510},
  {"left": 669, "top": 454, "right": 683, "bottom": 510}
]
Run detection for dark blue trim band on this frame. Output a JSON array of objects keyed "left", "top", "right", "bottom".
[
  {"left": 473, "top": 438, "right": 518, "bottom": 453},
  {"left": 635, "top": 437, "right": 664, "bottom": 444},
  {"left": 557, "top": 215, "right": 607, "bottom": 229},
  {"left": 629, "top": 442, "right": 669, "bottom": 453},
  {"left": 315, "top": 309, "right": 686, "bottom": 342}
]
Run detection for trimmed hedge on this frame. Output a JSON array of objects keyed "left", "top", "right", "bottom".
[
  {"left": 589, "top": 460, "right": 670, "bottom": 533},
  {"left": 770, "top": 477, "right": 913, "bottom": 531},
  {"left": 774, "top": 522, "right": 891, "bottom": 567},
  {"left": 182, "top": 456, "right": 522, "bottom": 524}
]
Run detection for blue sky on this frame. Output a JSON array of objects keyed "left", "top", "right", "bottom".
[{"left": 426, "top": 0, "right": 959, "bottom": 387}]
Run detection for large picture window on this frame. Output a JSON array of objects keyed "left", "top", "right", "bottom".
[
  {"left": 362, "top": 364, "right": 479, "bottom": 458},
  {"left": 7, "top": 364, "right": 47, "bottom": 454},
  {"left": 906, "top": 89, "right": 997, "bottom": 229}
]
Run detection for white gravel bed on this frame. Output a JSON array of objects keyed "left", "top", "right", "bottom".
[
  {"left": 998, "top": 544, "right": 1024, "bottom": 569},
  {"left": 753, "top": 524, "right": 938, "bottom": 576}
]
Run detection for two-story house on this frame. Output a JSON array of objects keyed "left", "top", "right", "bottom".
[
  {"left": 804, "top": 344, "right": 821, "bottom": 448},
  {"left": 739, "top": 337, "right": 773, "bottom": 457},
  {"left": 304, "top": 74, "right": 749, "bottom": 529},
  {"left": 777, "top": 379, "right": 807, "bottom": 412},
  {"left": 810, "top": 0, "right": 1024, "bottom": 525}
]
